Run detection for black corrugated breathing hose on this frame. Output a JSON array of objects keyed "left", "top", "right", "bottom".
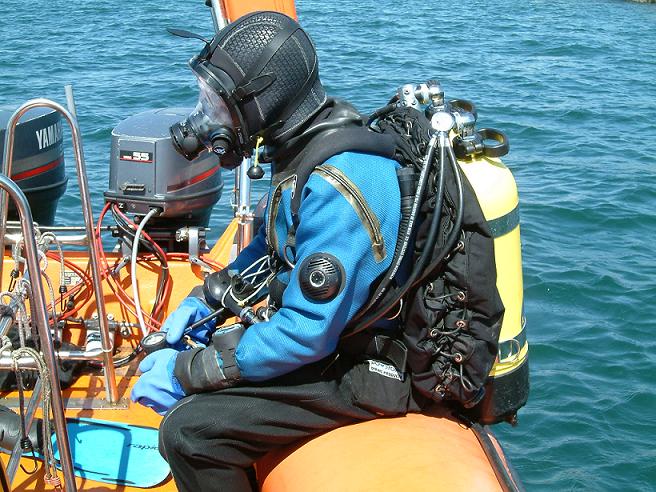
[
  {"left": 414, "top": 139, "right": 464, "bottom": 286},
  {"left": 343, "top": 132, "right": 445, "bottom": 337}
]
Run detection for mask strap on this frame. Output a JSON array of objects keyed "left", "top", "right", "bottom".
[
  {"left": 208, "top": 45, "right": 244, "bottom": 84},
  {"left": 233, "top": 73, "right": 276, "bottom": 102}
]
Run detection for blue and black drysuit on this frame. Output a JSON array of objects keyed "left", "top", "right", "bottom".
[
  {"left": 157, "top": 152, "right": 406, "bottom": 492},
  {"left": 229, "top": 152, "right": 401, "bottom": 380}
]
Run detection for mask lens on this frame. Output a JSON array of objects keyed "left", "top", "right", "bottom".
[{"left": 197, "top": 78, "right": 231, "bottom": 123}]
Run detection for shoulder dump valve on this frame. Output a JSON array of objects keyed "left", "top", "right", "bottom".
[{"left": 299, "top": 253, "right": 345, "bottom": 302}]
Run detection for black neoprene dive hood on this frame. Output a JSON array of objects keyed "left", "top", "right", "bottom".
[{"left": 169, "top": 11, "right": 327, "bottom": 166}]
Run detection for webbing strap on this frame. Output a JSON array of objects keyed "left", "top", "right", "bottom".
[
  {"left": 212, "top": 323, "right": 246, "bottom": 380},
  {"left": 487, "top": 204, "right": 520, "bottom": 238},
  {"left": 208, "top": 45, "right": 245, "bottom": 84}
]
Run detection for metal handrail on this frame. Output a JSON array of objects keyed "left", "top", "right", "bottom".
[
  {"left": 209, "top": 0, "right": 228, "bottom": 31},
  {"left": 0, "top": 174, "right": 77, "bottom": 492},
  {"left": 0, "top": 96, "right": 118, "bottom": 404}
]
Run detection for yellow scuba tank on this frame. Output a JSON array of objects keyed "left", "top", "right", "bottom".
[
  {"left": 452, "top": 112, "right": 529, "bottom": 425},
  {"left": 341, "top": 83, "right": 528, "bottom": 425}
]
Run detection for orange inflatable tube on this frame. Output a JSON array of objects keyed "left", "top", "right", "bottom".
[{"left": 257, "top": 413, "right": 505, "bottom": 492}]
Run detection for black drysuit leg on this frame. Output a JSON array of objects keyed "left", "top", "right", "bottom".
[{"left": 158, "top": 359, "right": 376, "bottom": 492}]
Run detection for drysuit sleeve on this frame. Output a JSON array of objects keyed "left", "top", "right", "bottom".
[
  {"left": 228, "top": 223, "right": 267, "bottom": 273},
  {"left": 233, "top": 166, "right": 398, "bottom": 381}
]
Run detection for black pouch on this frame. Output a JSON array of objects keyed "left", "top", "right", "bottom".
[{"left": 348, "top": 357, "right": 411, "bottom": 416}]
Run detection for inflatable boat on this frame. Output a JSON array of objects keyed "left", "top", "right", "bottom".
[{"left": 0, "top": 1, "right": 528, "bottom": 490}]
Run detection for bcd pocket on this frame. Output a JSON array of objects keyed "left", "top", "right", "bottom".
[{"left": 349, "top": 358, "right": 411, "bottom": 416}]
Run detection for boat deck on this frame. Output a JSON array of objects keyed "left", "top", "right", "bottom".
[{"left": 3, "top": 374, "right": 176, "bottom": 491}]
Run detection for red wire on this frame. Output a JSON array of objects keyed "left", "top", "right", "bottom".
[
  {"left": 111, "top": 204, "right": 169, "bottom": 263},
  {"left": 46, "top": 251, "right": 93, "bottom": 296},
  {"left": 109, "top": 204, "right": 171, "bottom": 327},
  {"left": 46, "top": 251, "right": 94, "bottom": 320},
  {"left": 96, "top": 203, "right": 162, "bottom": 331},
  {"left": 111, "top": 205, "right": 226, "bottom": 319},
  {"left": 112, "top": 204, "right": 225, "bottom": 271},
  {"left": 47, "top": 201, "right": 228, "bottom": 331}
]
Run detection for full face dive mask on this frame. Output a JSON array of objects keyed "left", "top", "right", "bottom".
[
  {"left": 170, "top": 77, "right": 240, "bottom": 165},
  {"left": 169, "top": 11, "right": 327, "bottom": 168}
]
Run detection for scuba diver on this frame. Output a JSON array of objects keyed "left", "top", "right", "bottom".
[{"left": 131, "top": 11, "right": 415, "bottom": 492}]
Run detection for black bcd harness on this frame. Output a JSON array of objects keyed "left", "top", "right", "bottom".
[{"left": 272, "top": 100, "right": 506, "bottom": 423}]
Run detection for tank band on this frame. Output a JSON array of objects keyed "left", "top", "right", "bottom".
[
  {"left": 497, "top": 322, "right": 527, "bottom": 362},
  {"left": 487, "top": 204, "right": 520, "bottom": 238}
]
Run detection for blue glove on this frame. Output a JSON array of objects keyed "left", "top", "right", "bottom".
[
  {"left": 161, "top": 297, "right": 215, "bottom": 349},
  {"left": 130, "top": 349, "right": 185, "bottom": 415}
]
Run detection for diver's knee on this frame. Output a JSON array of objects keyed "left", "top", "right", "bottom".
[{"left": 158, "top": 396, "right": 198, "bottom": 461}]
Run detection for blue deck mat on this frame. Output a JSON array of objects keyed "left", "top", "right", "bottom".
[{"left": 51, "top": 418, "right": 170, "bottom": 487}]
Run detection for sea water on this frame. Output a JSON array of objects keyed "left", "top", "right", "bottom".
[{"left": 1, "top": 0, "right": 655, "bottom": 489}]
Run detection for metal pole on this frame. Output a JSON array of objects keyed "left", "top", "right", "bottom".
[
  {"left": 4, "top": 233, "right": 88, "bottom": 247},
  {"left": 0, "top": 175, "right": 76, "bottom": 492},
  {"left": 0, "top": 350, "right": 104, "bottom": 368},
  {"left": 209, "top": 0, "right": 228, "bottom": 32},
  {"left": 0, "top": 297, "right": 20, "bottom": 338},
  {"left": 6, "top": 223, "right": 91, "bottom": 232},
  {"left": 236, "top": 158, "right": 253, "bottom": 252},
  {"left": 0, "top": 98, "right": 118, "bottom": 404},
  {"left": 64, "top": 85, "right": 78, "bottom": 120},
  {"left": 0, "top": 122, "right": 17, "bottom": 290}
]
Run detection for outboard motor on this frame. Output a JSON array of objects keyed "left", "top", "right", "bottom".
[
  {"left": 104, "top": 108, "right": 224, "bottom": 250},
  {"left": 0, "top": 107, "right": 68, "bottom": 225}
]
